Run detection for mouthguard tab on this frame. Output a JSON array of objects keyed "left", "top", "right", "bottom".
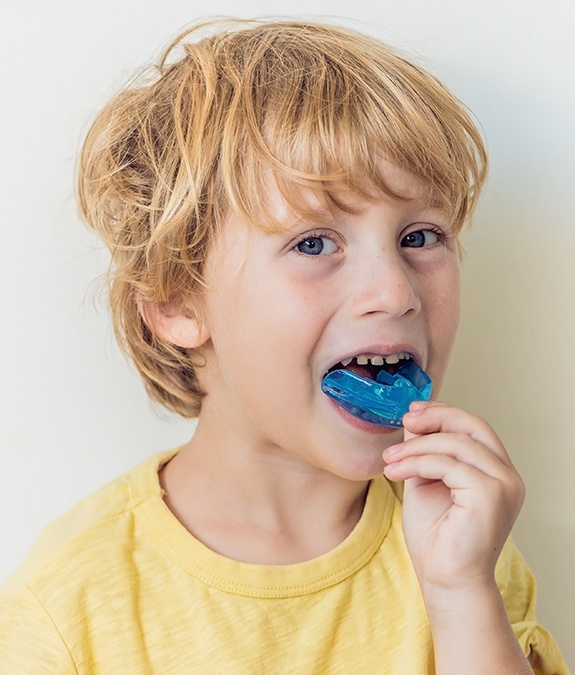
[{"left": 321, "top": 361, "right": 432, "bottom": 428}]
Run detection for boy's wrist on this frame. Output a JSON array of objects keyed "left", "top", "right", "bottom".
[
  {"left": 421, "top": 579, "right": 532, "bottom": 675},
  {"left": 420, "top": 575, "right": 501, "bottom": 626}
]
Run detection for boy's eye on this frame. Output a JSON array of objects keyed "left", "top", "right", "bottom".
[
  {"left": 401, "top": 229, "right": 440, "bottom": 248},
  {"left": 296, "top": 236, "right": 338, "bottom": 256}
]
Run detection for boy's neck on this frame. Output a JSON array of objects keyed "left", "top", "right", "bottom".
[{"left": 159, "top": 426, "right": 370, "bottom": 565}]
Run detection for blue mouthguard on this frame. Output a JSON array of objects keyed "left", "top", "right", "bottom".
[{"left": 321, "top": 360, "right": 432, "bottom": 428}]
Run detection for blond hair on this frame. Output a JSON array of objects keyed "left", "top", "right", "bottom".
[{"left": 77, "top": 18, "right": 488, "bottom": 418}]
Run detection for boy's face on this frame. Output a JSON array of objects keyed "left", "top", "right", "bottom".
[{"left": 194, "top": 162, "right": 461, "bottom": 480}]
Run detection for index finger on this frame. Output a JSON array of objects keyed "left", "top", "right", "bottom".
[{"left": 402, "top": 401, "right": 512, "bottom": 467}]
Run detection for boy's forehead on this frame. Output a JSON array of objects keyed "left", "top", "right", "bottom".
[{"left": 257, "top": 159, "right": 449, "bottom": 229}]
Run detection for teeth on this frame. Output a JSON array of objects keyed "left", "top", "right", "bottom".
[{"left": 337, "top": 352, "right": 412, "bottom": 369}]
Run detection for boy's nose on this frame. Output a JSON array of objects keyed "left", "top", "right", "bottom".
[{"left": 349, "top": 254, "right": 421, "bottom": 318}]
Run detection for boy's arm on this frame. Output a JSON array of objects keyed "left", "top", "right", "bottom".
[{"left": 383, "top": 401, "right": 533, "bottom": 674}]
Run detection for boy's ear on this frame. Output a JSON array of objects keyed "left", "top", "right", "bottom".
[{"left": 137, "top": 296, "right": 210, "bottom": 349}]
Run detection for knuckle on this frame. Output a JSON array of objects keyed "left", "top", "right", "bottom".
[
  {"left": 500, "top": 472, "right": 526, "bottom": 511},
  {"left": 514, "top": 474, "right": 527, "bottom": 505}
]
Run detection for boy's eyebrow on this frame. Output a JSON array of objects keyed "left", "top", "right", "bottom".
[
  {"left": 278, "top": 202, "right": 455, "bottom": 237},
  {"left": 278, "top": 207, "right": 340, "bottom": 232}
]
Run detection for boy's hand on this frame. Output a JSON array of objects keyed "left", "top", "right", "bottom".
[
  {"left": 382, "top": 401, "right": 525, "bottom": 594},
  {"left": 382, "top": 402, "right": 534, "bottom": 672}
]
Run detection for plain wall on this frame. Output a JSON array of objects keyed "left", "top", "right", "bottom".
[{"left": 1, "top": 0, "right": 573, "bottom": 668}]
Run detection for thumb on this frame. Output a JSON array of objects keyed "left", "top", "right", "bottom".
[
  {"left": 402, "top": 400, "right": 431, "bottom": 441},
  {"left": 403, "top": 426, "right": 418, "bottom": 442}
]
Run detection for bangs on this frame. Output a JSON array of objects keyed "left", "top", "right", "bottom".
[{"left": 207, "top": 21, "right": 487, "bottom": 231}]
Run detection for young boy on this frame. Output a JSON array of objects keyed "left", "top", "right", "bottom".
[{"left": 0, "top": 19, "right": 568, "bottom": 674}]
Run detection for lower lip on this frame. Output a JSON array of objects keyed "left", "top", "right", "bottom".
[{"left": 327, "top": 397, "right": 403, "bottom": 435}]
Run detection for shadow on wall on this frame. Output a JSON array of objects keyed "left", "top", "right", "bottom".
[{"left": 441, "top": 206, "right": 575, "bottom": 668}]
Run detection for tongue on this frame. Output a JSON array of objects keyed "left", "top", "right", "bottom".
[{"left": 342, "top": 363, "right": 377, "bottom": 380}]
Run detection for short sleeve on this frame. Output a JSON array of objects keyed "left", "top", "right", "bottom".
[
  {"left": 0, "top": 583, "right": 77, "bottom": 674},
  {"left": 495, "top": 538, "right": 569, "bottom": 675}
]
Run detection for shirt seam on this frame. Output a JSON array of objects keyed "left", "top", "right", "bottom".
[
  {"left": 135, "top": 488, "right": 393, "bottom": 598},
  {"left": 25, "top": 584, "right": 79, "bottom": 674}
]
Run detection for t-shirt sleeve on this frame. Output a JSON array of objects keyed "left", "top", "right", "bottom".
[
  {"left": 496, "top": 538, "right": 569, "bottom": 675},
  {"left": 0, "top": 583, "right": 77, "bottom": 673}
]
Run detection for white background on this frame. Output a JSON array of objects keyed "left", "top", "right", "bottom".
[{"left": 1, "top": 0, "right": 573, "bottom": 668}]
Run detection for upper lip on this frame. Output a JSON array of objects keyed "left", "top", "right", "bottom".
[{"left": 323, "top": 343, "right": 425, "bottom": 376}]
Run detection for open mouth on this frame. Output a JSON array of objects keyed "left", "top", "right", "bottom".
[
  {"left": 326, "top": 352, "right": 413, "bottom": 381},
  {"left": 322, "top": 352, "right": 431, "bottom": 428}
]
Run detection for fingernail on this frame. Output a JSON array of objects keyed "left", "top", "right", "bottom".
[{"left": 408, "top": 401, "right": 430, "bottom": 414}]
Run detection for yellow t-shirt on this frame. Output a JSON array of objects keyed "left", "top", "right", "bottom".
[{"left": 0, "top": 450, "right": 568, "bottom": 674}]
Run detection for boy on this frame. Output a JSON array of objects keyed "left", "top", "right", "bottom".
[{"left": 0, "top": 19, "right": 568, "bottom": 673}]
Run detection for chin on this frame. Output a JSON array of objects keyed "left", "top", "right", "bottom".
[{"left": 328, "top": 449, "right": 390, "bottom": 482}]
